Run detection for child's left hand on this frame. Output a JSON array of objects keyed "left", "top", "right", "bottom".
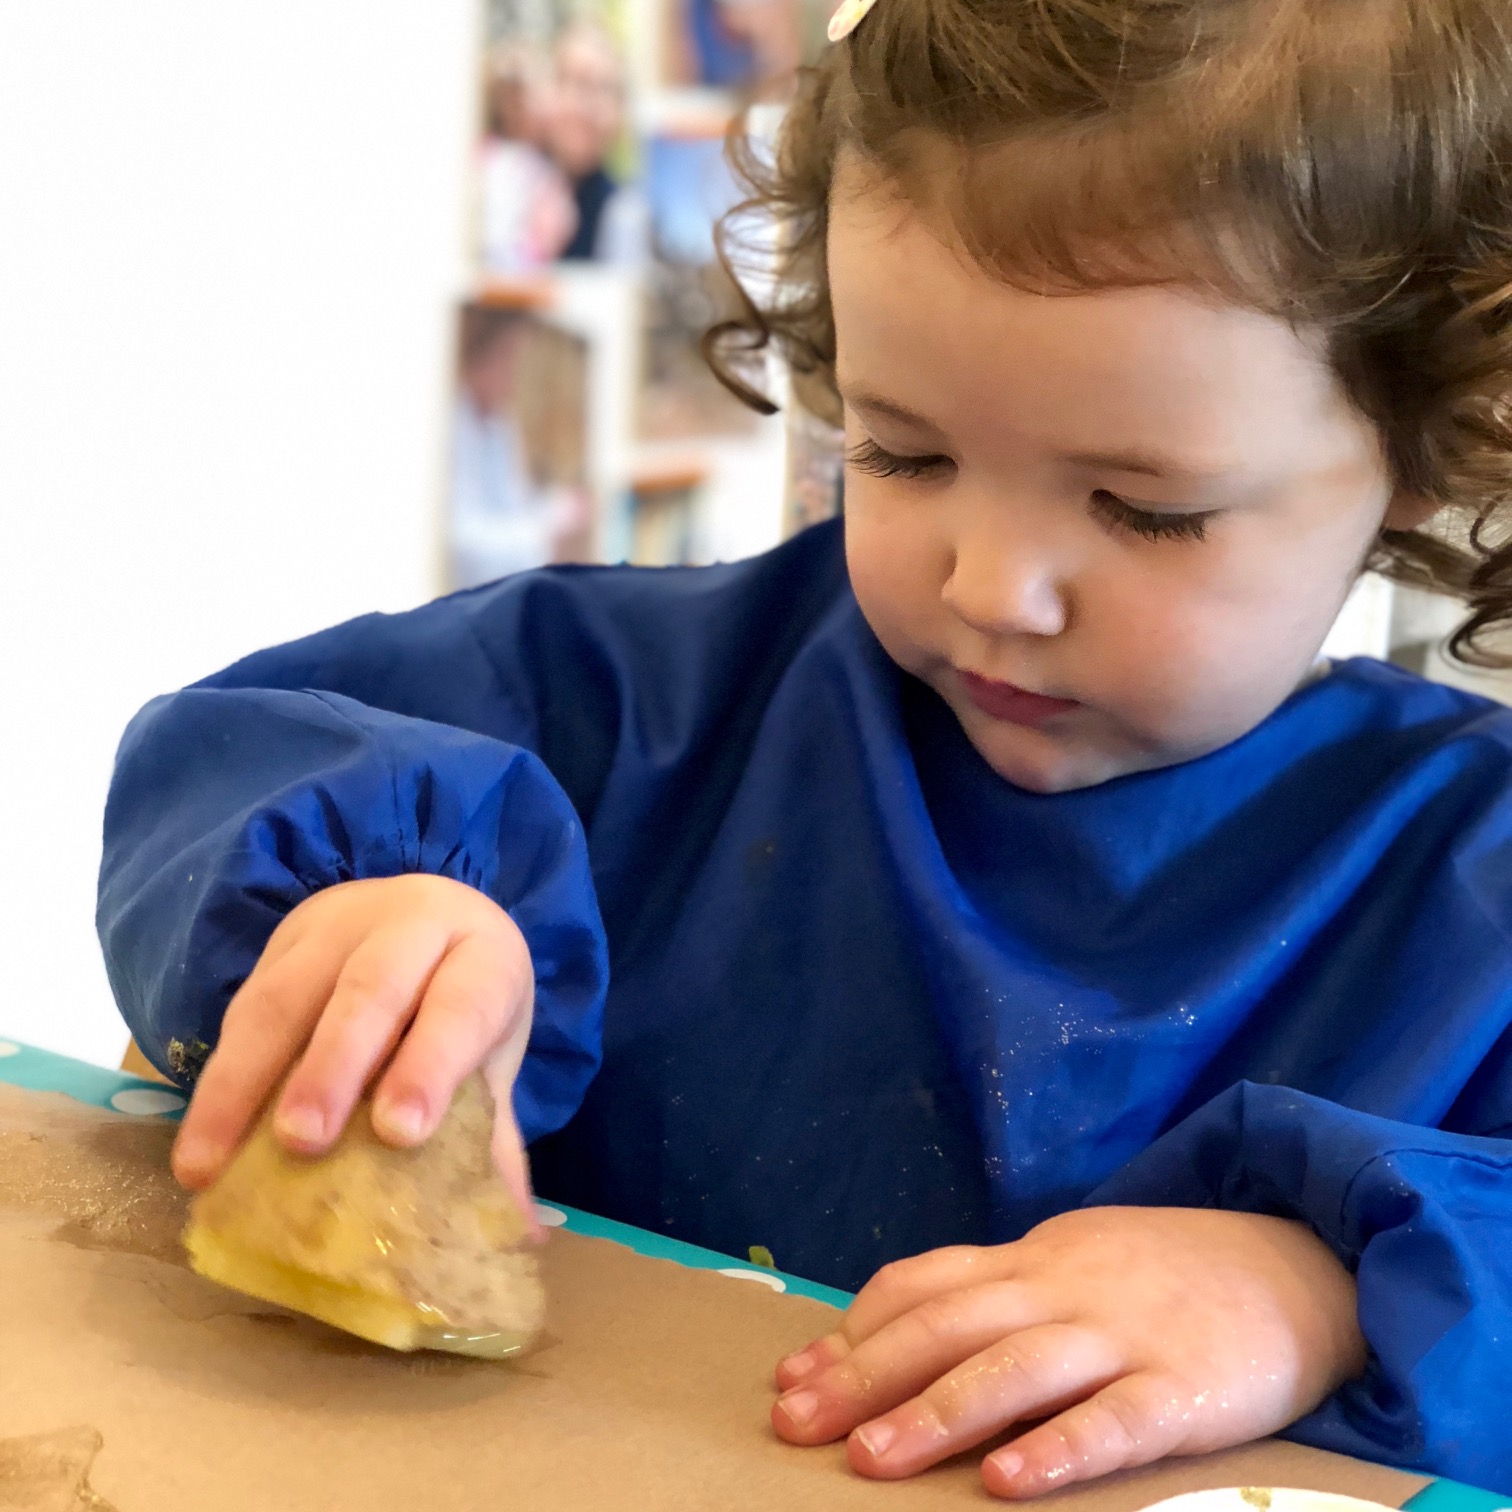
[{"left": 771, "top": 1207, "right": 1367, "bottom": 1498}]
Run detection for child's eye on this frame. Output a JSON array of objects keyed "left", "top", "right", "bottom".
[
  {"left": 847, "top": 438, "right": 953, "bottom": 481},
  {"left": 1090, "top": 489, "right": 1216, "bottom": 544}
]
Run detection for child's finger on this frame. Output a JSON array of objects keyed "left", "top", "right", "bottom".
[
  {"left": 373, "top": 926, "right": 533, "bottom": 1148},
  {"left": 773, "top": 1279, "right": 1053, "bottom": 1444},
  {"left": 980, "top": 1370, "right": 1186, "bottom": 1499},
  {"left": 839, "top": 1323, "right": 1118, "bottom": 1482},
  {"left": 775, "top": 1332, "right": 851, "bottom": 1391},
  {"left": 840, "top": 1245, "right": 1013, "bottom": 1347},
  {"left": 255, "top": 902, "right": 316, "bottom": 971},
  {"left": 777, "top": 1248, "right": 1014, "bottom": 1390},
  {"left": 275, "top": 921, "right": 450, "bottom": 1154},
  {"left": 171, "top": 933, "right": 343, "bottom": 1189}
]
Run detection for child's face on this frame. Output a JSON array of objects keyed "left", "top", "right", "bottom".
[{"left": 830, "top": 168, "right": 1429, "bottom": 794}]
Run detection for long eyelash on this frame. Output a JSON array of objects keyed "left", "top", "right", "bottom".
[
  {"left": 1091, "top": 489, "right": 1215, "bottom": 543},
  {"left": 847, "top": 438, "right": 951, "bottom": 480}
]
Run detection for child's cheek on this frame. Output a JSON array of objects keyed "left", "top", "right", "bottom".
[{"left": 844, "top": 502, "right": 950, "bottom": 659}]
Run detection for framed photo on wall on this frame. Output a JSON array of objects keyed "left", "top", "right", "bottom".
[
  {"left": 478, "top": 0, "right": 646, "bottom": 274},
  {"left": 446, "top": 287, "right": 597, "bottom": 590}
]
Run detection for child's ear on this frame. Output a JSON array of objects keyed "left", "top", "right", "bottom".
[{"left": 1383, "top": 489, "right": 1440, "bottom": 532}]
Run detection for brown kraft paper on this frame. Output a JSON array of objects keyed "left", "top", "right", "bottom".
[{"left": 0, "top": 1083, "right": 1430, "bottom": 1512}]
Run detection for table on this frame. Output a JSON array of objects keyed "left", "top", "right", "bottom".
[{"left": 1, "top": 1034, "right": 1504, "bottom": 1512}]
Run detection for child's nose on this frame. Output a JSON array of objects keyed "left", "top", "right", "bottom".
[{"left": 941, "top": 532, "right": 1070, "bottom": 640}]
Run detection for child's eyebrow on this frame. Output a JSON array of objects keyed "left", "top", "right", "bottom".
[
  {"left": 1061, "top": 446, "right": 1231, "bottom": 482},
  {"left": 841, "top": 386, "right": 943, "bottom": 434}
]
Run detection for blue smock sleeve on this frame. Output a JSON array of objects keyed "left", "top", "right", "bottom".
[
  {"left": 1087, "top": 1081, "right": 1512, "bottom": 1490},
  {"left": 97, "top": 673, "right": 608, "bottom": 1145}
]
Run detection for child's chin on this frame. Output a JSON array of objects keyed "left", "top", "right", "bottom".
[
  {"left": 970, "top": 730, "right": 1097, "bottom": 794},
  {"left": 967, "top": 721, "right": 1151, "bottom": 794}
]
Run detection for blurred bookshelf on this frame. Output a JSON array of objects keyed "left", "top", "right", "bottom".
[{"left": 442, "top": 0, "right": 826, "bottom": 590}]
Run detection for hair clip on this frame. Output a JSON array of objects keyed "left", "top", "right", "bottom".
[{"left": 828, "top": 0, "right": 879, "bottom": 43}]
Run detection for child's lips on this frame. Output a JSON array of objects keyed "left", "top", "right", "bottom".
[{"left": 957, "top": 670, "right": 1081, "bottom": 727}]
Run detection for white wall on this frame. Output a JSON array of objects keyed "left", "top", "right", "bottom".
[
  {"left": 1321, "top": 573, "right": 1394, "bottom": 664},
  {"left": 0, "top": 2, "right": 480, "bottom": 1066}
]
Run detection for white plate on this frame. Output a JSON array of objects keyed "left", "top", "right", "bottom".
[{"left": 1140, "top": 1490, "right": 1403, "bottom": 1512}]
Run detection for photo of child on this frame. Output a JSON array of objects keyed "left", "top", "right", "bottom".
[
  {"left": 477, "top": 41, "right": 579, "bottom": 271},
  {"left": 478, "top": 1, "right": 646, "bottom": 272},
  {"left": 547, "top": 19, "right": 648, "bottom": 264},
  {"left": 447, "top": 297, "right": 594, "bottom": 589}
]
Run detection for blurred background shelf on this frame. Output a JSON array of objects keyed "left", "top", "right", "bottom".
[{"left": 458, "top": 0, "right": 809, "bottom": 580}]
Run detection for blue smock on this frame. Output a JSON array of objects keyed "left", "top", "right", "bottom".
[{"left": 98, "top": 520, "right": 1512, "bottom": 1485}]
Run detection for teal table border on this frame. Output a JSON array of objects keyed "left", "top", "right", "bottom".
[
  {"left": 0, "top": 1037, "right": 852, "bottom": 1310},
  {"left": 1406, "top": 1485, "right": 1510, "bottom": 1512},
  {"left": 5, "top": 1037, "right": 1506, "bottom": 1507}
]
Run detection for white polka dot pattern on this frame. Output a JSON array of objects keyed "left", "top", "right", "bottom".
[
  {"left": 717, "top": 1268, "right": 787, "bottom": 1293},
  {"left": 109, "top": 1088, "right": 186, "bottom": 1116}
]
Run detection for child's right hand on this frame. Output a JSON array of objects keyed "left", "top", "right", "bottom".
[{"left": 170, "top": 874, "right": 539, "bottom": 1231}]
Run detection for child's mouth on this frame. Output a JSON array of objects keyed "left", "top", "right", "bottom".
[{"left": 957, "top": 670, "right": 1081, "bottom": 727}]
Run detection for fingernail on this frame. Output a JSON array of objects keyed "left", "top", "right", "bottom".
[
  {"left": 778, "top": 1389, "right": 819, "bottom": 1427},
  {"left": 374, "top": 1097, "right": 427, "bottom": 1144},
  {"left": 277, "top": 1103, "right": 326, "bottom": 1146},
  {"left": 781, "top": 1348, "right": 817, "bottom": 1379},
  {"left": 855, "top": 1422, "right": 897, "bottom": 1460},
  {"left": 991, "top": 1450, "right": 1025, "bottom": 1480},
  {"left": 174, "top": 1134, "right": 218, "bottom": 1177}
]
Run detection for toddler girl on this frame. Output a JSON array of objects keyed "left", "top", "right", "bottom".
[{"left": 101, "top": 0, "right": 1512, "bottom": 1494}]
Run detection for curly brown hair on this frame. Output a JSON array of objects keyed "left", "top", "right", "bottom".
[{"left": 706, "top": 0, "right": 1512, "bottom": 666}]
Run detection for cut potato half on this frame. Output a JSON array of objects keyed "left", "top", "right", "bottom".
[{"left": 183, "top": 1074, "right": 543, "bottom": 1356}]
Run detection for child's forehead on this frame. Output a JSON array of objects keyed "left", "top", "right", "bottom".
[
  {"left": 826, "top": 183, "right": 1364, "bottom": 470},
  {"left": 828, "top": 139, "right": 1267, "bottom": 319}
]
